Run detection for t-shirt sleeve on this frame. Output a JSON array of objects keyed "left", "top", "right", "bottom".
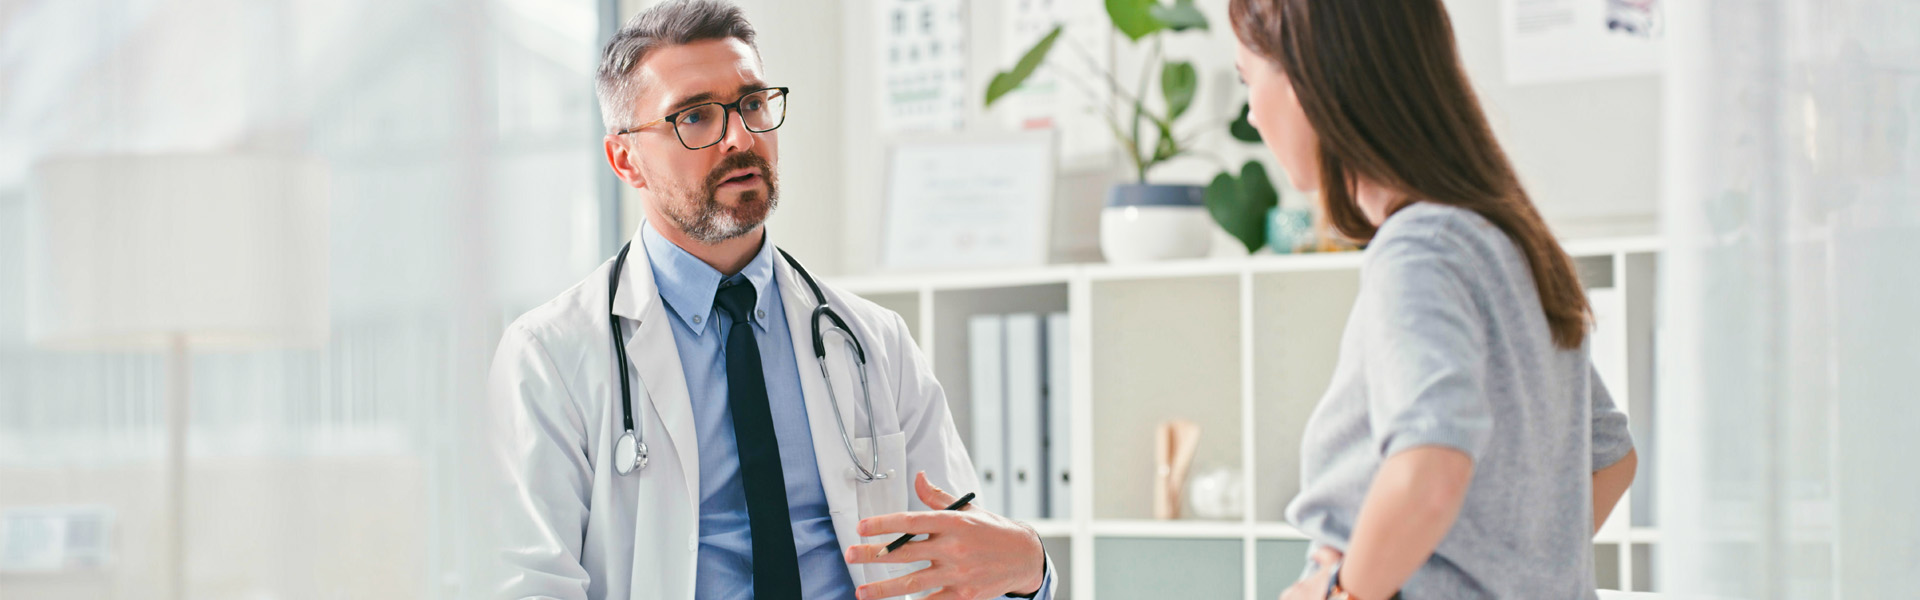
[
  {"left": 1361, "top": 233, "right": 1494, "bottom": 461},
  {"left": 1588, "top": 363, "right": 1635, "bottom": 470}
]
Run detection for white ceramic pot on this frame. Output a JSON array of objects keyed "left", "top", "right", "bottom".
[{"left": 1100, "top": 184, "right": 1213, "bottom": 264}]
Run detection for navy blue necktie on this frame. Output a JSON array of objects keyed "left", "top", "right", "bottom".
[{"left": 714, "top": 281, "right": 802, "bottom": 599}]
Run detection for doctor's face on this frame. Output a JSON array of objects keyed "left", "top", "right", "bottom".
[{"left": 608, "top": 38, "right": 781, "bottom": 243}]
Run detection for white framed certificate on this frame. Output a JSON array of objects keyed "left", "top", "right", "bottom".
[{"left": 880, "top": 131, "right": 1056, "bottom": 271}]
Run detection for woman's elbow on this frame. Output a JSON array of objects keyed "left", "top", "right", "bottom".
[{"left": 1603, "top": 448, "right": 1639, "bottom": 477}]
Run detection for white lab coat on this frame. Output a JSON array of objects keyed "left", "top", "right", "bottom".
[{"left": 484, "top": 235, "right": 1053, "bottom": 600}]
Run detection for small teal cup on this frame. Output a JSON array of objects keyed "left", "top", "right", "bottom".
[{"left": 1266, "top": 207, "right": 1313, "bottom": 254}]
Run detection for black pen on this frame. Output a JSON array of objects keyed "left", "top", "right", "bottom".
[{"left": 877, "top": 492, "right": 976, "bottom": 556}]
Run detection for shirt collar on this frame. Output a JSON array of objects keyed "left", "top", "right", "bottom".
[{"left": 641, "top": 220, "right": 778, "bottom": 336}]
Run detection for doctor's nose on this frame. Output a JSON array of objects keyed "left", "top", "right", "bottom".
[{"left": 718, "top": 109, "right": 757, "bottom": 155}]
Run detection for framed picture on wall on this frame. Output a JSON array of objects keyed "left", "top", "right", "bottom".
[{"left": 879, "top": 131, "right": 1056, "bottom": 272}]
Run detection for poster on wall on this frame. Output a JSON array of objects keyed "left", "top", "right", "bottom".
[
  {"left": 1503, "top": 0, "right": 1665, "bottom": 85},
  {"left": 879, "top": 0, "right": 970, "bottom": 133},
  {"left": 998, "top": 0, "right": 1112, "bottom": 168}
]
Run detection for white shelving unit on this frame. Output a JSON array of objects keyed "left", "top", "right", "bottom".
[{"left": 831, "top": 237, "right": 1663, "bottom": 599}]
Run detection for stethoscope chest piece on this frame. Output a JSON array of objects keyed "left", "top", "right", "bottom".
[{"left": 613, "top": 430, "right": 647, "bottom": 475}]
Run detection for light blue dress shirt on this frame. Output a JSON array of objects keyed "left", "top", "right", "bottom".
[
  {"left": 644, "top": 222, "right": 1054, "bottom": 600},
  {"left": 642, "top": 222, "right": 855, "bottom": 600}
]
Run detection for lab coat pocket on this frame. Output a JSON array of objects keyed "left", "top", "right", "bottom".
[
  {"left": 851, "top": 432, "right": 909, "bottom": 518},
  {"left": 852, "top": 431, "right": 924, "bottom": 585}
]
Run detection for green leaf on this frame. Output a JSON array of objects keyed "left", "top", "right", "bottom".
[
  {"left": 1229, "top": 102, "right": 1262, "bottom": 142},
  {"left": 1204, "top": 172, "right": 1250, "bottom": 249},
  {"left": 1105, "top": 0, "right": 1165, "bottom": 41},
  {"left": 985, "top": 26, "right": 1064, "bottom": 107},
  {"left": 1205, "top": 160, "right": 1282, "bottom": 253},
  {"left": 1150, "top": 0, "right": 1208, "bottom": 32},
  {"left": 1161, "top": 61, "right": 1197, "bottom": 121},
  {"left": 1241, "top": 160, "right": 1280, "bottom": 214}
]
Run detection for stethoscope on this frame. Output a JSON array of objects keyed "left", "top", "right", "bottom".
[{"left": 606, "top": 240, "right": 888, "bottom": 483}]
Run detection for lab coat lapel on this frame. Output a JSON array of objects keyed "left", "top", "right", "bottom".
[
  {"left": 611, "top": 237, "right": 701, "bottom": 512},
  {"left": 774, "top": 250, "right": 866, "bottom": 556}
]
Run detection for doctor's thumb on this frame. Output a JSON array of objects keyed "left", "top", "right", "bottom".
[{"left": 914, "top": 471, "right": 957, "bottom": 509}]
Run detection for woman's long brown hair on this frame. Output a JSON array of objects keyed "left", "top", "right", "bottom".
[{"left": 1230, "top": 0, "right": 1590, "bottom": 350}]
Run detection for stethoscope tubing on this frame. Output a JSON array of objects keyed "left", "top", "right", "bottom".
[{"left": 607, "top": 241, "right": 885, "bottom": 482}]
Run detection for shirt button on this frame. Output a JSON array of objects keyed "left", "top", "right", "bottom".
[
  {"left": 688, "top": 537, "right": 697, "bottom": 551},
  {"left": 756, "top": 309, "right": 765, "bottom": 319},
  {"left": 692, "top": 315, "right": 703, "bottom": 325}
]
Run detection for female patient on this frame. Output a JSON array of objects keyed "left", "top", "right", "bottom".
[{"left": 1228, "top": 0, "right": 1639, "bottom": 598}]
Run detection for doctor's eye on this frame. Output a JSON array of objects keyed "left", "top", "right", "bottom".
[{"left": 680, "top": 110, "right": 706, "bottom": 125}]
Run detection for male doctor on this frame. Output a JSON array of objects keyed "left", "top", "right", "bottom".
[{"left": 485, "top": 1, "right": 1054, "bottom": 599}]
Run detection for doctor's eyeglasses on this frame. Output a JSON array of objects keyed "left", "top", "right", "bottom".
[{"left": 616, "top": 87, "right": 789, "bottom": 150}]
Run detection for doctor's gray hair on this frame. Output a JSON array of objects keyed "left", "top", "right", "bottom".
[{"left": 595, "top": 0, "right": 759, "bottom": 134}]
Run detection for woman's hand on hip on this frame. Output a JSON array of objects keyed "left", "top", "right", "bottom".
[{"left": 1281, "top": 546, "right": 1344, "bottom": 600}]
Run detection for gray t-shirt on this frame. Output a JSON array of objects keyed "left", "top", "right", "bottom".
[{"left": 1286, "top": 202, "right": 1634, "bottom": 599}]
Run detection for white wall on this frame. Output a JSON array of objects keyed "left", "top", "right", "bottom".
[
  {"left": 847, "top": 0, "right": 1661, "bottom": 275},
  {"left": 1441, "top": 0, "right": 1663, "bottom": 238},
  {"left": 1146, "top": 0, "right": 1666, "bottom": 239},
  {"left": 618, "top": 0, "right": 1665, "bottom": 276}
]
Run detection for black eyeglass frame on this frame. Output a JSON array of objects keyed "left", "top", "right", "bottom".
[{"left": 614, "top": 86, "right": 790, "bottom": 150}]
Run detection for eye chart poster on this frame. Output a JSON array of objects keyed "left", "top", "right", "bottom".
[
  {"left": 998, "top": 0, "right": 1112, "bottom": 167},
  {"left": 879, "top": 0, "right": 970, "bottom": 132}
]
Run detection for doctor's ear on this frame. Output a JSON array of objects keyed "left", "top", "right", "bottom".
[{"left": 603, "top": 135, "right": 648, "bottom": 189}]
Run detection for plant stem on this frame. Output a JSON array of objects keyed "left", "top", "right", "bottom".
[
  {"left": 1048, "top": 63, "right": 1130, "bottom": 143},
  {"left": 1060, "top": 68, "right": 1144, "bottom": 171},
  {"left": 1131, "top": 35, "right": 1164, "bottom": 183},
  {"left": 1062, "top": 34, "right": 1139, "bottom": 108},
  {"left": 1062, "top": 36, "right": 1181, "bottom": 139}
]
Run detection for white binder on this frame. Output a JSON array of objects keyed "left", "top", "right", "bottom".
[
  {"left": 967, "top": 314, "right": 1009, "bottom": 513},
  {"left": 1044, "top": 311, "right": 1072, "bottom": 520},
  {"left": 1004, "top": 313, "right": 1046, "bottom": 520}
]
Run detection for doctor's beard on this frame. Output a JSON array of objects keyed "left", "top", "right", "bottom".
[{"left": 660, "top": 151, "right": 780, "bottom": 244}]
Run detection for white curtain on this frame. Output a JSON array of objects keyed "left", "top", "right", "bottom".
[
  {"left": 0, "top": 0, "right": 611, "bottom": 597},
  {"left": 1660, "top": 0, "right": 1920, "bottom": 598}
]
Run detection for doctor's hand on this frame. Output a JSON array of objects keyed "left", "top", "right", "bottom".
[
  {"left": 845, "top": 472, "right": 1046, "bottom": 600},
  {"left": 1280, "top": 546, "right": 1343, "bottom": 600}
]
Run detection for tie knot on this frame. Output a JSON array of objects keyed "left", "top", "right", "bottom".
[{"left": 714, "top": 280, "right": 757, "bottom": 322}]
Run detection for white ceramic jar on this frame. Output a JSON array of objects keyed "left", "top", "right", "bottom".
[{"left": 1099, "top": 183, "right": 1213, "bottom": 264}]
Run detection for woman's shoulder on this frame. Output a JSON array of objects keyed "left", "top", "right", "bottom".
[
  {"left": 1368, "top": 201, "right": 1493, "bottom": 257},
  {"left": 1375, "top": 201, "right": 1502, "bottom": 247},
  {"left": 1363, "top": 202, "right": 1524, "bottom": 293}
]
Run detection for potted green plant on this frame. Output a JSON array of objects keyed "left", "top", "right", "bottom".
[{"left": 984, "top": 0, "right": 1281, "bottom": 261}]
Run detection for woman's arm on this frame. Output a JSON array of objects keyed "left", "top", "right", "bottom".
[
  {"left": 1293, "top": 234, "right": 1485, "bottom": 600},
  {"left": 1330, "top": 446, "right": 1476, "bottom": 599},
  {"left": 1591, "top": 448, "right": 1638, "bottom": 534}
]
